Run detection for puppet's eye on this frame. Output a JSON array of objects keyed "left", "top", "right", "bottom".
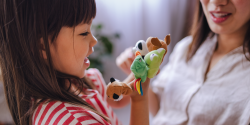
[
  {"left": 139, "top": 58, "right": 141, "bottom": 62},
  {"left": 150, "top": 54, "right": 156, "bottom": 61}
]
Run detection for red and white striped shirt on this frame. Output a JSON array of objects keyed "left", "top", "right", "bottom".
[{"left": 32, "top": 68, "right": 122, "bottom": 125}]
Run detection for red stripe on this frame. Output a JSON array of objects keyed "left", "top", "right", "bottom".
[
  {"left": 77, "top": 116, "right": 94, "bottom": 122},
  {"left": 116, "top": 118, "right": 119, "bottom": 125},
  {"left": 76, "top": 122, "right": 82, "bottom": 125},
  {"left": 94, "top": 69, "right": 105, "bottom": 98},
  {"left": 37, "top": 101, "right": 56, "bottom": 125},
  {"left": 33, "top": 103, "right": 43, "bottom": 124},
  {"left": 111, "top": 111, "right": 114, "bottom": 118},
  {"left": 63, "top": 115, "right": 75, "bottom": 125},
  {"left": 66, "top": 106, "right": 82, "bottom": 111},
  {"left": 71, "top": 109, "right": 107, "bottom": 125},
  {"left": 53, "top": 110, "right": 68, "bottom": 124},
  {"left": 70, "top": 110, "right": 86, "bottom": 115},
  {"left": 85, "top": 98, "right": 95, "bottom": 108},
  {"left": 44, "top": 103, "right": 65, "bottom": 125},
  {"left": 89, "top": 123, "right": 103, "bottom": 125},
  {"left": 91, "top": 79, "right": 97, "bottom": 82},
  {"left": 107, "top": 103, "right": 110, "bottom": 109},
  {"left": 94, "top": 97, "right": 108, "bottom": 116},
  {"left": 86, "top": 74, "right": 94, "bottom": 76}
]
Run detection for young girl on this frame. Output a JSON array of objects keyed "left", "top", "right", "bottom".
[
  {"left": 117, "top": 0, "right": 250, "bottom": 124},
  {"left": 0, "top": 0, "right": 150, "bottom": 125}
]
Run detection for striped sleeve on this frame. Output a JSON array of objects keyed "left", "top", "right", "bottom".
[
  {"left": 86, "top": 68, "right": 107, "bottom": 99},
  {"left": 32, "top": 101, "right": 110, "bottom": 125}
]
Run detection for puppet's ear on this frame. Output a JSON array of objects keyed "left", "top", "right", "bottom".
[
  {"left": 151, "top": 37, "right": 162, "bottom": 47},
  {"left": 164, "top": 34, "right": 171, "bottom": 45},
  {"left": 110, "top": 77, "right": 116, "bottom": 83},
  {"left": 121, "top": 83, "right": 133, "bottom": 95}
]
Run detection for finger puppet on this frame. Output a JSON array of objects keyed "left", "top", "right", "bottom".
[
  {"left": 132, "top": 40, "right": 149, "bottom": 59},
  {"left": 144, "top": 48, "right": 166, "bottom": 78},
  {"left": 146, "top": 34, "right": 170, "bottom": 58},
  {"left": 133, "top": 78, "right": 143, "bottom": 95},
  {"left": 106, "top": 35, "right": 169, "bottom": 100},
  {"left": 106, "top": 77, "right": 133, "bottom": 101},
  {"left": 130, "top": 51, "right": 149, "bottom": 83},
  {"left": 130, "top": 51, "right": 149, "bottom": 96}
]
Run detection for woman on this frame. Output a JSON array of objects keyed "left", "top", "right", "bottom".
[{"left": 117, "top": 0, "right": 250, "bottom": 124}]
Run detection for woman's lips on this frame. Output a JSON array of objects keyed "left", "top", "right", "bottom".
[{"left": 210, "top": 12, "right": 231, "bottom": 23}]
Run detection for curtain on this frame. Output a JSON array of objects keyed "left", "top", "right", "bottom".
[{"left": 93, "top": 0, "right": 196, "bottom": 82}]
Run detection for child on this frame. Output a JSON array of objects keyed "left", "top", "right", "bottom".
[{"left": 0, "top": 0, "right": 150, "bottom": 125}]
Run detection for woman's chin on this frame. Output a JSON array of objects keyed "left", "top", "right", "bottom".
[{"left": 209, "top": 24, "right": 232, "bottom": 35}]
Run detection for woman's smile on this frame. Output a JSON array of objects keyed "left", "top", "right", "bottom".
[{"left": 210, "top": 11, "right": 232, "bottom": 23}]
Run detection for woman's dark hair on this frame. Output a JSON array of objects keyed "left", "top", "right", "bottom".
[
  {"left": 188, "top": 0, "right": 250, "bottom": 61},
  {"left": 0, "top": 0, "right": 109, "bottom": 124}
]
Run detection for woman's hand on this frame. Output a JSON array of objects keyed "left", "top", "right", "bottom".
[{"left": 116, "top": 47, "right": 135, "bottom": 75}]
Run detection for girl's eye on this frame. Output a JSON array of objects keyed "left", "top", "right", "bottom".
[{"left": 80, "top": 32, "right": 90, "bottom": 36}]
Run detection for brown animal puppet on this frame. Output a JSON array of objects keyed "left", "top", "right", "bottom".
[
  {"left": 146, "top": 34, "right": 171, "bottom": 58},
  {"left": 106, "top": 77, "right": 133, "bottom": 101}
]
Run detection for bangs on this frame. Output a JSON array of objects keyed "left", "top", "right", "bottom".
[
  {"left": 47, "top": 0, "right": 96, "bottom": 32},
  {"left": 46, "top": 0, "right": 96, "bottom": 41},
  {"left": 63, "top": 0, "right": 96, "bottom": 26}
]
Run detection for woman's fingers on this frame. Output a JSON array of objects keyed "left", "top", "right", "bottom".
[{"left": 116, "top": 47, "right": 135, "bottom": 75}]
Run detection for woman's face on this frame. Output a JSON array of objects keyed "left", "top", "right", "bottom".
[
  {"left": 200, "top": 0, "right": 250, "bottom": 35},
  {"left": 48, "top": 20, "right": 97, "bottom": 78}
]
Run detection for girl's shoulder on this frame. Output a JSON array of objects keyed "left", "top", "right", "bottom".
[
  {"left": 85, "top": 68, "right": 107, "bottom": 98},
  {"left": 32, "top": 100, "right": 110, "bottom": 125}
]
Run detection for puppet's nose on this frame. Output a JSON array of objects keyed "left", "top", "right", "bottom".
[{"left": 113, "top": 93, "right": 119, "bottom": 99}]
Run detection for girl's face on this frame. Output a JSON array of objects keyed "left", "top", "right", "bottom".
[
  {"left": 48, "top": 20, "right": 97, "bottom": 78},
  {"left": 200, "top": 0, "right": 250, "bottom": 35}
]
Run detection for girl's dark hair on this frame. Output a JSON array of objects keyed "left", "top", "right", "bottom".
[
  {"left": 0, "top": 0, "right": 109, "bottom": 124},
  {"left": 188, "top": 0, "right": 250, "bottom": 61}
]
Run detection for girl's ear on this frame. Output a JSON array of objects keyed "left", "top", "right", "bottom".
[{"left": 40, "top": 38, "right": 47, "bottom": 60}]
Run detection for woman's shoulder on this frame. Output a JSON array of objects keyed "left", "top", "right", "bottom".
[
  {"left": 32, "top": 100, "right": 109, "bottom": 125},
  {"left": 173, "top": 36, "right": 193, "bottom": 54},
  {"left": 167, "top": 36, "right": 193, "bottom": 63}
]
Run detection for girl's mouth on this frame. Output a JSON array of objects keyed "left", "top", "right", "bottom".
[
  {"left": 84, "top": 57, "right": 90, "bottom": 67},
  {"left": 210, "top": 12, "right": 232, "bottom": 24}
]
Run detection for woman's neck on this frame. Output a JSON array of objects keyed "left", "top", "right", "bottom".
[{"left": 216, "top": 24, "right": 249, "bottom": 54}]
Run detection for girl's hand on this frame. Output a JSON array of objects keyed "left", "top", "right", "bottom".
[
  {"left": 128, "top": 78, "right": 151, "bottom": 125},
  {"left": 116, "top": 47, "right": 135, "bottom": 75},
  {"left": 128, "top": 78, "right": 151, "bottom": 101}
]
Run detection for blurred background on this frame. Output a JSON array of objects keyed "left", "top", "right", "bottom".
[
  {"left": 0, "top": 0, "right": 196, "bottom": 125},
  {"left": 91, "top": 0, "right": 195, "bottom": 82}
]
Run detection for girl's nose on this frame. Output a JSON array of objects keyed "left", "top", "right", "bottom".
[{"left": 91, "top": 34, "right": 98, "bottom": 47}]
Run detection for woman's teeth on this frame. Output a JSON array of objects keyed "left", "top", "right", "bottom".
[{"left": 212, "top": 13, "right": 230, "bottom": 18}]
